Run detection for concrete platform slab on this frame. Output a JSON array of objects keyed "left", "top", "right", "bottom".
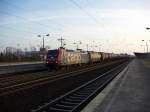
[
  {"left": 82, "top": 59, "right": 150, "bottom": 112},
  {"left": 0, "top": 62, "right": 45, "bottom": 75},
  {"left": 0, "top": 61, "right": 43, "bottom": 67}
]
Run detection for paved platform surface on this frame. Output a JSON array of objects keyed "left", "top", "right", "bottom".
[
  {"left": 82, "top": 58, "right": 150, "bottom": 112},
  {"left": 0, "top": 61, "right": 45, "bottom": 75},
  {"left": 0, "top": 61, "right": 43, "bottom": 67}
]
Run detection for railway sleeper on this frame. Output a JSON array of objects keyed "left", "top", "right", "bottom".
[
  {"left": 64, "top": 98, "right": 82, "bottom": 103},
  {"left": 82, "top": 88, "right": 97, "bottom": 92},
  {"left": 72, "top": 93, "right": 88, "bottom": 98},
  {"left": 73, "top": 92, "right": 89, "bottom": 96},
  {"left": 60, "top": 100, "right": 78, "bottom": 106},
  {"left": 76, "top": 91, "right": 92, "bottom": 95},
  {"left": 68, "top": 95, "right": 86, "bottom": 99},
  {"left": 80, "top": 86, "right": 97, "bottom": 90},
  {"left": 55, "top": 103, "right": 74, "bottom": 109},
  {"left": 65, "top": 98, "right": 83, "bottom": 102},
  {"left": 67, "top": 96, "right": 85, "bottom": 100},
  {"left": 49, "top": 107, "right": 70, "bottom": 112}
]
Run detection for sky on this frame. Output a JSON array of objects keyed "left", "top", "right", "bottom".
[{"left": 0, "top": 0, "right": 150, "bottom": 54}]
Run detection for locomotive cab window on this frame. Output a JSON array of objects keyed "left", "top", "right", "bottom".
[{"left": 47, "top": 50, "right": 59, "bottom": 58}]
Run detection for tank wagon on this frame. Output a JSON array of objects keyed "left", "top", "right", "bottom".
[
  {"left": 45, "top": 47, "right": 129, "bottom": 69},
  {"left": 88, "top": 51, "right": 101, "bottom": 63}
]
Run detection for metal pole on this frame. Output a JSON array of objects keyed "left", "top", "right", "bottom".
[
  {"left": 58, "top": 36, "right": 65, "bottom": 48},
  {"left": 43, "top": 36, "right": 44, "bottom": 49},
  {"left": 141, "top": 45, "right": 145, "bottom": 53},
  {"left": 146, "top": 41, "right": 148, "bottom": 53},
  {"left": 93, "top": 41, "right": 94, "bottom": 51},
  {"left": 86, "top": 44, "right": 88, "bottom": 51},
  {"left": 61, "top": 37, "right": 63, "bottom": 47},
  {"left": 99, "top": 46, "right": 100, "bottom": 52},
  {"left": 77, "top": 44, "right": 79, "bottom": 49},
  {"left": 145, "top": 27, "right": 150, "bottom": 52},
  {"left": 38, "top": 34, "right": 50, "bottom": 61},
  {"left": 99, "top": 45, "right": 101, "bottom": 52},
  {"left": 142, "top": 40, "right": 149, "bottom": 53}
]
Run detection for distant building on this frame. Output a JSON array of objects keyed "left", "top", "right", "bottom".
[{"left": 5, "top": 47, "right": 17, "bottom": 54}]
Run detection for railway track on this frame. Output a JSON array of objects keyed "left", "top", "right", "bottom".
[
  {"left": 0, "top": 63, "right": 97, "bottom": 89},
  {"left": 1, "top": 59, "right": 131, "bottom": 112},
  {"left": 0, "top": 59, "right": 120, "bottom": 79},
  {"left": 31, "top": 60, "right": 128, "bottom": 112},
  {"left": 0, "top": 61, "right": 101, "bottom": 79},
  {"left": 0, "top": 60, "right": 126, "bottom": 96},
  {"left": 0, "top": 61, "right": 101, "bottom": 83}
]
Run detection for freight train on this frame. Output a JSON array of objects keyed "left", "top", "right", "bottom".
[{"left": 45, "top": 47, "right": 129, "bottom": 69}]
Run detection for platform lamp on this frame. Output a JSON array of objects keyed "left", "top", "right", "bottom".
[
  {"left": 145, "top": 27, "right": 150, "bottom": 53},
  {"left": 38, "top": 34, "right": 50, "bottom": 49},
  {"left": 38, "top": 34, "right": 50, "bottom": 61},
  {"left": 142, "top": 40, "right": 148, "bottom": 53}
]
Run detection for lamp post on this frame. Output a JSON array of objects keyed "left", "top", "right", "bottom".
[
  {"left": 38, "top": 34, "right": 50, "bottom": 49},
  {"left": 95, "top": 45, "right": 98, "bottom": 51},
  {"left": 73, "top": 41, "right": 82, "bottom": 50},
  {"left": 92, "top": 41, "right": 95, "bottom": 51},
  {"left": 38, "top": 34, "right": 50, "bottom": 61},
  {"left": 145, "top": 27, "right": 150, "bottom": 53},
  {"left": 142, "top": 40, "right": 149, "bottom": 53},
  {"left": 99, "top": 45, "right": 101, "bottom": 52},
  {"left": 79, "top": 41, "right": 82, "bottom": 50},
  {"left": 73, "top": 42, "right": 77, "bottom": 50},
  {"left": 140, "top": 45, "right": 145, "bottom": 53},
  {"left": 86, "top": 44, "right": 89, "bottom": 51}
]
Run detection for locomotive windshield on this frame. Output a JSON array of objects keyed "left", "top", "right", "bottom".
[{"left": 47, "top": 50, "right": 58, "bottom": 59}]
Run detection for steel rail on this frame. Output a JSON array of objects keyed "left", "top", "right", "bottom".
[
  {"left": 0, "top": 61, "right": 102, "bottom": 82},
  {"left": 0, "top": 59, "right": 122, "bottom": 80},
  {"left": 0, "top": 60, "right": 124, "bottom": 96},
  {"left": 31, "top": 61, "right": 129, "bottom": 112},
  {"left": 0, "top": 59, "right": 125, "bottom": 87}
]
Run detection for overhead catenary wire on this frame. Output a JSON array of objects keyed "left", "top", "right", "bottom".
[
  {"left": 0, "top": 33, "right": 35, "bottom": 50},
  {"left": 0, "top": 11, "right": 42, "bottom": 36},
  {"left": 86, "top": 0, "right": 128, "bottom": 44},
  {"left": 69, "top": 0, "right": 111, "bottom": 51},
  {"left": 69, "top": 0, "right": 102, "bottom": 26},
  {"left": 1, "top": 0, "right": 28, "bottom": 12},
  {"left": 0, "top": 32, "right": 30, "bottom": 39},
  {"left": 1, "top": 0, "right": 66, "bottom": 31},
  {"left": 85, "top": 0, "right": 124, "bottom": 52},
  {"left": 0, "top": 25, "right": 38, "bottom": 35},
  {"left": 85, "top": 0, "right": 105, "bottom": 28},
  {"left": 1, "top": 0, "right": 107, "bottom": 51},
  {"left": 0, "top": 10, "right": 63, "bottom": 31},
  {"left": 0, "top": 0, "right": 74, "bottom": 44},
  {"left": 85, "top": 0, "right": 111, "bottom": 37}
]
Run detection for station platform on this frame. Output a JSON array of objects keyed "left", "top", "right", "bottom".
[
  {"left": 0, "top": 61, "right": 45, "bottom": 75},
  {"left": 0, "top": 61, "right": 43, "bottom": 67},
  {"left": 82, "top": 58, "right": 150, "bottom": 112}
]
